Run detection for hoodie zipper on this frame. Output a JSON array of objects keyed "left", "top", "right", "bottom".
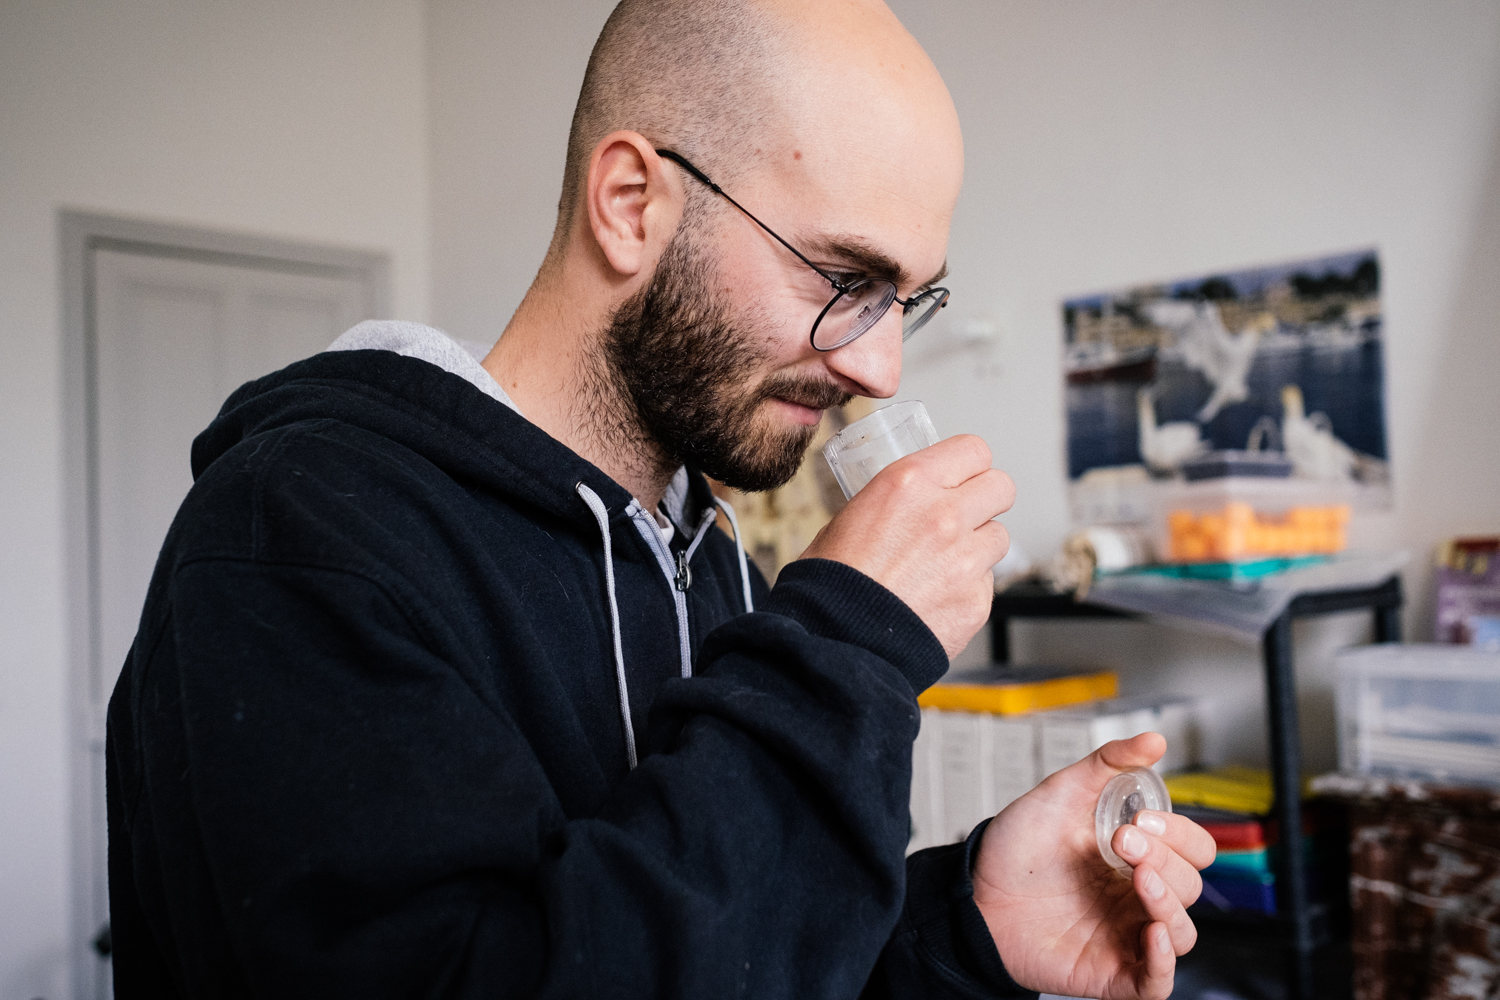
[
  {"left": 626, "top": 501, "right": 694, "bottom": 679},
  {"left": 626, "top": 500, "right": 718, "bottom": 680}
]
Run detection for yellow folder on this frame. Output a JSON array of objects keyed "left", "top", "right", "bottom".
[
  {"left": 1164, "top": 765, "right": 1311, "bottom": 815},
  {"left": 918, "top": 667, "right": 1119, "bottom": 715}
]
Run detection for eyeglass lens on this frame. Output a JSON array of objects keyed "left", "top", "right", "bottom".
[
  {"left": 901, "top": 288, "right": 949, "bottom": 339},
  {"left": 812, "top": 282, "right": 949, "bottom": 351}
]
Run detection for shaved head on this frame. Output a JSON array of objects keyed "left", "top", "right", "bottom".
[
  {"left": 494, "top": 0, "right": 963, "bottom": 508},
  {"left": 552, "top": 0, "right": 961, "bottom": 257},
  {"left": 554, "top": 0, "right": 788, "bottom": 248}
]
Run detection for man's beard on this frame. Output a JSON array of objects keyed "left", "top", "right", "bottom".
[{"left": 598, "top": 224, "right": 851, "bottom": 492}]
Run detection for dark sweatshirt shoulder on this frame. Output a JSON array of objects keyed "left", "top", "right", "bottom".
[{"left": 108, "top": 346, "right": 1031, "bottom": 999}]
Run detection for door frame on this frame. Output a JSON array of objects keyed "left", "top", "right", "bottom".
[{"left": 59, "top": 209, "right": 390, "bottom": 997}]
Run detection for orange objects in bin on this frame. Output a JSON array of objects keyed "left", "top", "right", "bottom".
[{"left": 1166, "top": 501, "right": 1349, "bottom": 562}]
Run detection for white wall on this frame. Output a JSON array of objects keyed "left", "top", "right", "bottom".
[
  {"left": 0, "top": 1, "right": 429, "bottom": 995},
  {"left": 428, "top": 1, "right": 1500, "bottom": 771},
  {"left": 885, "top": 0, "right": 1500, "bottom": 770},
  {"left": 428, "top": 0, "right": 617, "bottom": 343}
]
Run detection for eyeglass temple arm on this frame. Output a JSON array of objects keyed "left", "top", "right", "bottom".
[{"left": 653, "top": 149, "right": 846, "bottom": 290}]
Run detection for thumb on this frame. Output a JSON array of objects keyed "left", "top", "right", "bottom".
[
  {"left": 1039, "top": 732, "right": 1167, "bottom": 797},
  {"left": 1098, "top": 732, "right": 1167, "bottom": 767}
]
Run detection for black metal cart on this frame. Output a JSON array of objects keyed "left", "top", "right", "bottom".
[{"left": 988, "top": 575, "right": 1403, "bottom": 1000}]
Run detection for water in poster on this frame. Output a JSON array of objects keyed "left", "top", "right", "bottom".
[{"left": 1064, "top": 250, "right": 1390, "bottom": 517}]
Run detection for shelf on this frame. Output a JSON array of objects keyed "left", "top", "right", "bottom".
[
  {"left": 986, "top": 573, "right": 1402, "bottom": 1000},
  {"left": 1190, "top": 900, "right": 1331, "bottom": 948}
]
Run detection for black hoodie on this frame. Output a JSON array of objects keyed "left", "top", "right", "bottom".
[{"left": 106, "top": 325, "right": 1035, "bottom": 999}]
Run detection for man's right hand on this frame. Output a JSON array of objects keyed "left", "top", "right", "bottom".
[{"left": 799, "top": 434, "right": 1014, "bottom": 657}]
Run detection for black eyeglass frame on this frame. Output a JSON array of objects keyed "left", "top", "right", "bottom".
[{"left": 654, "top": 149, "right": 950, "bottom": 352}]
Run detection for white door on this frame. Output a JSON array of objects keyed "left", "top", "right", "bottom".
[{"left": 83, "top": 245, "right": 372, "bottom": 998}]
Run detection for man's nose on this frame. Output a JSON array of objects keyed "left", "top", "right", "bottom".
[{"left": 821, "top": 306, "right": 903, "bottom": 399}]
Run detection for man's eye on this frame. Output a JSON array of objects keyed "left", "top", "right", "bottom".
[{"left": 827, "top": 272, "right": 865, "bottom": 287}]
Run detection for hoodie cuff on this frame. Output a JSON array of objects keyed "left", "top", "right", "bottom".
[
  {"left": 905, "top": 819, "right": 1038, "bottom": 998},
  {"left": 762, "top": 558, "right": 949, "bottom": 696}
]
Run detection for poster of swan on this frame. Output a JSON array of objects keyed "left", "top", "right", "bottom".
[{"left": 1063, "top": 249, "right": 1391, "bottom": 523}]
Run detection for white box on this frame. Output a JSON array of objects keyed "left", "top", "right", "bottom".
[
  {"left": 989, "top": 714, "right": 1039, "bottom": 811},
  {"left": 909, "top": 708, "right": 944, "bottom": 853},
  {"left": 1336, "top": 644, "right": 1500, "bottom": 786},
  {"left": 909, "top": 697, "right": 1202, "bottom": 854},
  {"left": 1038, "top": 700, "right": 1153, "bottom": 777},
  {"left": 1036, "top": 696, "right": 1203, "bottom": 778},
  {"left": 908, "top": 709, "right": 1041, "bottom": 852},
  {"left": 1151, "top": 697, "right": 1201, "bottom": 775},
  {"left": 939, "top": 711, "right": 991, "bottom": 845}
]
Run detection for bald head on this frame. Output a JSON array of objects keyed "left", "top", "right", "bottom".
[
  {"left": 494, "top": 0, "right": 963, "bottom": 508},
  {"left": 556, "top": 0, "right": 784, "bottom": 235},
  {"left": 552, "top": 0, "right": 962, "bottom": 258}
]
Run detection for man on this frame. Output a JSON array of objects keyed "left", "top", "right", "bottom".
[{"left": 108, "top": 1, "right": 1213, "bottom": 997}]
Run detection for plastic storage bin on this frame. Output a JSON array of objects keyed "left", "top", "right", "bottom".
[
  {"left": 1154, "top": 477, "right": 1350, "bottom": 563},
  {"left": 1336, "top": 644, "right": 1500, "bottom": 787}
]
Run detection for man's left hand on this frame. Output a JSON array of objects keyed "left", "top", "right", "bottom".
[{"left": 971, "top": 733, "right": 1216, "bottom": 1000}]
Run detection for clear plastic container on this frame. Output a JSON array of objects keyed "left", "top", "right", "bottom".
[
  {"left": 1336, "top": 644, "right": 1500, "bottom": 787},
  {"left": 822, "top": 400, "right": 939, "bottom": 499},
  {"left": 1096, "top": 767, "right": 1172, "bottom": 875},
  {"left": 1153, "top": 477, "right": 1350, "bottom": 564}
]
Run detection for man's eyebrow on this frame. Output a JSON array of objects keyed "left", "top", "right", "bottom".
[
  {"left": 802, "top": 235, "right": 909, "bottom": 285},
  {"left": 800, "top": 234, "right": 947, "bottom": 293},
  {"left": 917, "top": 260, "right": 949, "bottom": 294}
]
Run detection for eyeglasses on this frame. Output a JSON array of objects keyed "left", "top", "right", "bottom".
[{"left": 655, "top": 149, "right": 950, "bottom": 352}]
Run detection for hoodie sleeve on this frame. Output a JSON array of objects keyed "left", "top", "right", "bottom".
[
  {"left": 742, "top": 561, "right": 1036, "bottom": 999},
  {"left": 862, "top": 823, "right": 1039, "bottom": 998},
  {"left": 112, "top": 533, "right": 1029, "bottom": 997}
]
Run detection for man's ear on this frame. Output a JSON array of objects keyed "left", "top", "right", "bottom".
[{"left": 586, "top": 132, "right": 682, "bottom": 279}]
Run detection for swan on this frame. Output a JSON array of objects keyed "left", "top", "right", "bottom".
[
  {"left": 1281, "top": 384, "right": 1356, "bottom": 480},
  {"left": 1138, "top": 387, "right": 1207, "bottom": 473},
  {"left": 1194, "top": 313, "right": 1274, "bottom": 422},
  {"left": 1146, "top": 301, "right": 1273, "bottom": 422}
]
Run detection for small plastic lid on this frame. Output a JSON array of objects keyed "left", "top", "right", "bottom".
[{"left": 1095, "top": 766, "right": 1172, "bottom": 875}]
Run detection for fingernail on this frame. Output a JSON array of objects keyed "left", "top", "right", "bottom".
[
  {"left": 1120, "top": 826, "right": 1147, "bottom": 859},
  {"left": 1156, "top": 925, "right": 1173, "bottom": 954},
  {"left": 1136, "top": 811, "right": 1167, "bottom": 836},
  {"left": 1143, "top": 868, "right": 1166, "bottom": 899}
]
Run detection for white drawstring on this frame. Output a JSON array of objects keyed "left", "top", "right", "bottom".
[
  {"left": 573, "top": 484, "right": 755, "bottom": 772},
  {"left": 712, "top": 497, "right": 755, "bottom": 613},
  {"left": 575, "top": 482, "right": 638, "bottom": 770},
  {"left": 684, "top": 508, "right": 719, "bottom": 565}
]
